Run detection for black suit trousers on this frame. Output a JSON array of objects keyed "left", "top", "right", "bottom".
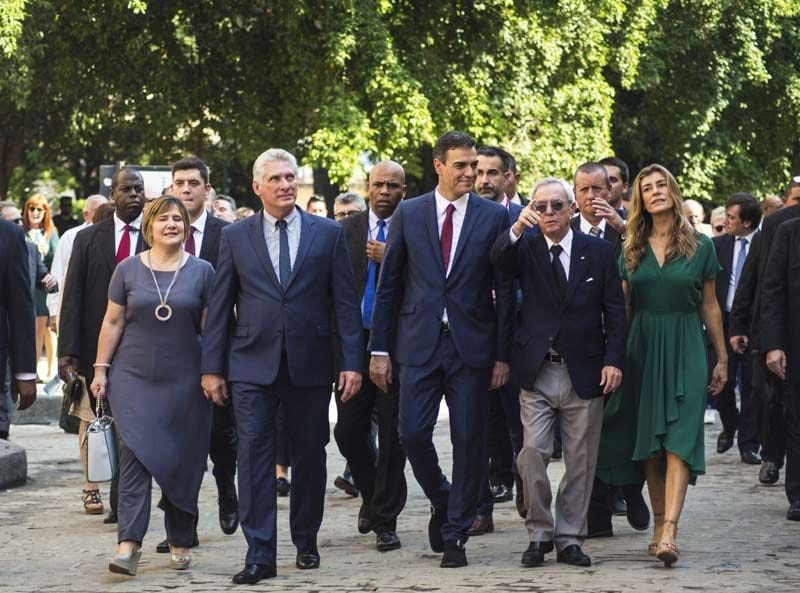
[
  {"left": 209, "top": 397, "right": 238, "bottom": 486},
  {"left": 334, "top": 342, "right": 407, "bottom": 532}
]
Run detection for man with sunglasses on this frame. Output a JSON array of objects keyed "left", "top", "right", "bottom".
[{"left": 491, "top": 178, "right": 625, "bottom": 568}]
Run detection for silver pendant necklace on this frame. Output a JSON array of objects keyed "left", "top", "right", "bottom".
[{"left": 147, "top": 251, "right": 185, "bottom": 321}]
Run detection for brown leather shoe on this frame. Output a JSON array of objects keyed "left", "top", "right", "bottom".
[{"left": 466, "top": 514, "right": 494, "bottom": 536}]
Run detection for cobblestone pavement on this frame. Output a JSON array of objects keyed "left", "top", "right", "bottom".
[{"left": 2, "top": 417, "right": 799, "bottom": 593}]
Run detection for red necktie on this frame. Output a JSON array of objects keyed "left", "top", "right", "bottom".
[
  {"left": 185, "top": 225, "right": 196, "bottom": 255},
  {"left": 441, "top": 203, "right": 455, "bottom": 273},
  {"left": 116, "top": 224, "right": 131, "bottom": 264}
]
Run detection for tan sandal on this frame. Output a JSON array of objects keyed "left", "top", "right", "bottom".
[
  {"left": 648, "top": 513, "right": 663, "bottom": 556},
  {"left": 655, "top": 519, "right": 679, "bottom": 566},
  {"left": 82, "top": 489, "right": 104, "bottom": 514}
]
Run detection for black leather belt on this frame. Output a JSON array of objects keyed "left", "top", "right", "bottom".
[
  {"left": 442, "top": 321, "right": 451, "bottom": 333},
  {"left": 545, "top": 352, "right": 564, "bottom": 364}
]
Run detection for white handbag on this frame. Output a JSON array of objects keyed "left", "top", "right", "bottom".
[{"left": 83, "top": 398, "right": 118, "bottom": 483}]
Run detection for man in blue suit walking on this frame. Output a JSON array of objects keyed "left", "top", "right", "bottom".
[
  {"left": 201, "top": 148, "right": 364, "bottom": 584},
  {"left": 369, "top": 131, "right": 515, "bottom": 568}
]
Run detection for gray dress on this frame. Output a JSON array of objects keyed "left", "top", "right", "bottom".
[{"left": 106, "top": 255, "right": 214, "bottom": 513}]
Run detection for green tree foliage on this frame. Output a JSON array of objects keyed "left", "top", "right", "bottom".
[{"left": 1, "top": 0, "right": 798, "bottom": 203}]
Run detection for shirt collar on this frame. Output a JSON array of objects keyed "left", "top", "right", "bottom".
[
  {"left": 544, "top": 228, "right": 574, "bottom": 255},
  {"left": 579, "top": 215, "right": 606, "bottom": 235},
  {"left": 192, "top": 208, "right": 208, "bottom": 232},
  {"left": 114, "top": 212, "right": 143, "bottom": 231},
  {"left": 263, "top": 205, "right": 300, "bottom": 229},
  {"left": 500, "top": 194, "right": 510, "bottom": 209},
  {"left": 740, "top": 229, "right": 757, "bottom": 243},
  {"left": 434, "top": 187, "right": 469, "bottom": 214},
  {"left": 368, "top": 208, "right": 391, "bottom": 231}
]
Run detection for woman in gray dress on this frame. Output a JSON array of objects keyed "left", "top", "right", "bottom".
[{"left": 91, "top": 196, "right": 215, "bottom": 576}]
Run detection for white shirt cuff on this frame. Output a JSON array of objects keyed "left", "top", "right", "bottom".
[
  {"left": 370, "top": 351, "right": 390, "bottom": 357},
  {"left": 14, "top": 373, "right": 37, "bottom": 381},
  {"left": 509, "top": 227, "right": 521, "bottom": 243}
]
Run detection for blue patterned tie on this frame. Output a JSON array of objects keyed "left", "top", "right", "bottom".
[
  {"left": 277, "top": 219, "right": 291, "bottom": 290},
  {"left": 362, "top": 219, "right": 386, "bottom": 329},
  {"left": 733, "top": 236, "right": 748, "bottom": 291}
]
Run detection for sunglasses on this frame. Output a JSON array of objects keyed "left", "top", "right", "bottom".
[
  {"left": 28, "top": 206, "right": 45, "bottom": 212},
  {"left": 334, "top": 210, "right": 361, "bottom": 220},
  {"left": 532, "top": 200, "right": 567, "bottom": 214},
  {"left": 714, "top": 225, "right": 724, "bottom": 232}
]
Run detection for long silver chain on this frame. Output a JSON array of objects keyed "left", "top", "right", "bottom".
[{"left": 146, "top": 251, "right": 184, "bottom": 311}]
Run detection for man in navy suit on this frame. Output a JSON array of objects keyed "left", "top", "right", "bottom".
[
  {"left": 0, "top": 218, "right": 37, "bottom": 437},
  {"left": 711, "top": 193, "right": 761, "bottom": 464},
  {"left": 469, "top": 146, "right": 525, "bottom": 535},
  {"left": 491, "top": 177, "right": 626, "bottom": 568},
  {"left": 369, "top": 131, "right": 515, "bottom": 568},
  {"left": 201, "top": 148, "right": 364, "bottom": 584}
]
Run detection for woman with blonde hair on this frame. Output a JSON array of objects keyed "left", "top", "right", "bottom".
[
  {"left": 23, "top": 194, "right": 59, "bottom": 382},
  {"left": 597, "top": 164, "right": 727, "bottom": 566},
  {"left": 91, "top": 196, "right": 215, "bottom": 576}
]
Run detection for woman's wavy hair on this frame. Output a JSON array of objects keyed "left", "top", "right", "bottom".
[
  {"left": 623, "top": 164, "right": 697, "bottom": 274},
  {"left": 23, "top": 194, "right": 54, "bottom": 235}
]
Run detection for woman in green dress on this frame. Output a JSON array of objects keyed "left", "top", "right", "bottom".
[{"left": 596, "top": 164, "right": 727, "bottom": 567}]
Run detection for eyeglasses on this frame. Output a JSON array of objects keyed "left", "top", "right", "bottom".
[
  {"left": 714, "top": 225, "right": 724, "bottom": 232},
  {"left": 532, "top": 200, "right": 567, "bottom": 214},
  {"left": 28, "top": 206, "right": 45, "bottom": 212},
  {"left": 334, "top": 210, "right": 361, "bottom": 220}
]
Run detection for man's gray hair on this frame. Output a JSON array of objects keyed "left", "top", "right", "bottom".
[
  {"left": 334, "top": 192, "right": 367, "bottom": 211},
  {"left": 0, "top": 200, "right": 17, "bottom": 215},
  {"left": 84, "top": 194, "right": 108, "bottom": 210},
  {"left": 252, "top": 148, "right": 298, "bottom": 182},
  {"left": 530, "top": 177, "right": 574, "bottom": 203}
]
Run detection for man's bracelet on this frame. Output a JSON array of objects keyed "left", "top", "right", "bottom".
[{"left": 92, "top": 362, "right": 111, "bottom": 368}]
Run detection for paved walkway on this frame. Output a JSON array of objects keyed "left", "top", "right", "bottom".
[{"left": 1, "top": 417, "right": 799, "bottom": 593}]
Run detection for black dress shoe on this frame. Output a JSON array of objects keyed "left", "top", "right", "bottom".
[
  {"left": 440, "top": 540, "right": 467, "bottom": 568},
  {"left": 624, "top": 487, "right": 650, "bottom": 531},
  {"left": 358, "top": 517, "right": 374, "bottom": 535},
  {"left": 466, "top": 514, "right": 494, "bottom": 536},
  {"left": 103, "top": 512, "right": 118, "bottom": 524},
  {"left": 219, "top": 484, "right": 240, "bottom": 535},
  {"left": 557, "top": 544, "right": 591, "bottom": 567},
  {"left": 717, "top": 431, "right": 734, "bottom": 454},
  {"left": 334, "top": 474, "right": 359, "bottom": 497},
  {"left": 521, "top": 541, "right": 553, "bottom": 567},
  {"left": 740, "top": 449, "right": 761, "bottom": 465},
  {"left": 157, "top": 532, "right": 199, "bottom": 553},
  {"left": 492, "top": 484, "right": 513, "bottom": 503},
  {"left": 787, "top": 500, "right": 800, "bottom": 521},
  {"left": 428, "top": 505, "right": 446, "bottom": 553},
  {"left": 276, "top": 476, "right": 291, "bottom": 497},
  {"left": 296, "top": 550, "right": 320, "bottom": 569},
  {"left": 232, "top": 563, "right": 276, "bottom": 584},
  {"left": 376, "top": 530, "right": 401, "bottom": 552},
  {"left": 759, "top": 461, "right": 780, "bottom": 484}
]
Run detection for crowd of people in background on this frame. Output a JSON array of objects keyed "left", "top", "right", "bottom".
[{"left": 1, "top": 132, "right": 799, "bottom": 585}]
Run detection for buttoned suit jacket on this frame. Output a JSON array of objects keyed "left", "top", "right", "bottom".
[
  {"left": 761, "top": 217, "right": 800, "bottom": 386},
  {"left": 491, "top": 228, "right": 626, "bottom": 398},
  {"left": 0, "top": 220, "right": 36, "bottom": 386},
  {"left": 58, "top": 218, "right": 147, "bottom": 385},
  {"left": 201, "top": 207, "right": 364, "bottom": 386},
  {"left": 368, "top": 191, "right": 514, "bottom": 369}
]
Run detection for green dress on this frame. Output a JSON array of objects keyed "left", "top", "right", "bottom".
[{"left": 597, "top": 233, "right": 720, "bottom": 485}]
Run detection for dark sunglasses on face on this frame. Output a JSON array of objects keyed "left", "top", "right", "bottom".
[
  {"left": 28, "top": 206, "right": 45, "bottom": 212},
  {"left": 532, "top": 200, "right": 567, "bottom": 214}
]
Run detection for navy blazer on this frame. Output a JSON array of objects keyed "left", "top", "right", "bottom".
[
  {"left": 491, "top": 228, "right": 626, "bottom": 398},
  {"left": 368, "top": 192, "right": 514, "bottom": 369},
  {"left": 0, "top": 220, "right": 36, "bottom": 385},
  {"left": 201, "top": 207, "right": 364, "bottom": 386},
  {"left": 712, "top": 232, "right": 758, "bottom": 315},
  {"left": 198, "top": 213, "right": 228, "bottom": 269}
]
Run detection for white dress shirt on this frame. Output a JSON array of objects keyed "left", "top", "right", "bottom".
[
  {"left": 725, "top": 229, "right": 757, "bottom": 311},
  {"left": 368, "top": 208, "right": 392, "bottom": 240},
  {"left": 187, "top": 209, "right": 208, "bottom": 256},
  {"left": 47, "top": 221, "right": 90, "bottom": 317},
  {"left": 578, "top": 215, "right": 607, "bottom": 239},
  {"left": 262, "top": 206, "right": 301, "bottom": 280},
  {"left": 435, "top": 189, "right": 469, "bottom": 324},
  {"left": 509, "top": 227, "right": 573, "bottom": 278},
  {"left": 114, "top": 213, "right": 143, "bottom": 258}
]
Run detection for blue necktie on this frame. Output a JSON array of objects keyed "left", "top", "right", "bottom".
[
  {"left": 733, "top": 236, "right": 748, "bottom": 291},
  {"left": 277, "top": 219, "right": 291, "bottom": 290},
  {"left": 362, "top": 219, "right": 386, "bottom": 329}
]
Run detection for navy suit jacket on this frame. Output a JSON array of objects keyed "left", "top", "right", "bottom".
[
  {"left": 198, "top": 213, "right": 228, "bottom": 269},
  {"left": 0, "top": 220, "right": 36, "bottom": 386},
  {"left": 368, "top": 191, "right": 514, "bottom": 369},
  {"left": 711, "top": 232, "right": 758, "bottom": 316},
  {"left": 491, "top": 228, "right": 626, "bottom": 398},
  {"left": 201, "top": 207, "right": 364, "bottom": 386}
]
